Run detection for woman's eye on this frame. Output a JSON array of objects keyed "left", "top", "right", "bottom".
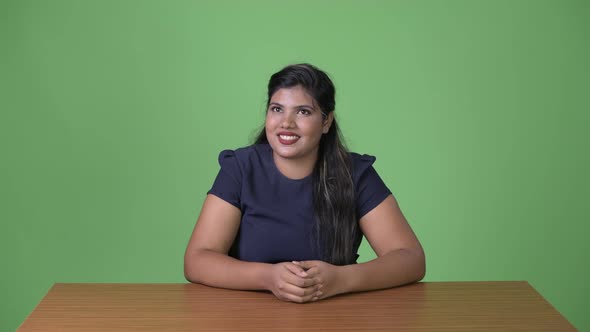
[
  {"left": 271, "top": 106, "right": 282, "bottom": 112},
  {"left": 298, "top": 109, "right": 311, "bottom": 115}
]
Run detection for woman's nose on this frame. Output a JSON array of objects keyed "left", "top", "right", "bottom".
[{"left": 281, "top": 112, "right": 296, "bottom": 128}]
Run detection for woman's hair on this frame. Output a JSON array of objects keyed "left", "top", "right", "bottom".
[{"left": 254, "top": 63, "right": 358, "bottom": 265}]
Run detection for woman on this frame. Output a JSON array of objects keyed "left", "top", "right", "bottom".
[{"left": 184, "top": 63, "right": 425, "bottom": 303}]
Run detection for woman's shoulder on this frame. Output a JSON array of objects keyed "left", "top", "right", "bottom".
[
  {"left": 349, "top": 151, "right": 377, "bottom": 169},
  {"left": 215, "top": 144, "right": 271, "bottom": 168},
  {"left": 348, "top": 151, "right": 391, "bottom": 208},
  {"left": 348, "top": 151, "right": 380, "bottom": 183},
  {"left": 349, "top": 151, "right": 377, "bottom": 163}
]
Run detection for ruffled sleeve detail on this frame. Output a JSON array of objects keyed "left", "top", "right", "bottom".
[
  {"left": 207, "top": 150, "right": 242, "bottom": 209},
  {"left": 352, "top": 153, "right": 392, "bottom": 219}
]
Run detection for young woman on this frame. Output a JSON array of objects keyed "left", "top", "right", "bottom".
[{"left": 184, "top": 63, "right": 425, "bottom": 303}]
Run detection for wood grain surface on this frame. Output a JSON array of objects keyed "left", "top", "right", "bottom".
[{"left": 18, "top": 281, "right": 576, "bottom": 331}]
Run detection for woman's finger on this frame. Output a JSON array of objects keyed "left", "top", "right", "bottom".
[
  {"left": 282, "top": 269, "right": 318, "bottom": 288},
  {"left": 284, "top": 262, "right": 307, "bottom": 277},
  {"left": 280, "top": 286, "right": 322, "bottom": 303},
  {"left": 296, "top": 260, "right": 319, "bottom": 270},
  {"left": 303, "top": 266, "right": 320, "bottom": 278},
  {"left": 279, "top": 282, "right": 317, "bottom": 298}
]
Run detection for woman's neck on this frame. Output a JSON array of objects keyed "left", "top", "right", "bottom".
[{"left": 272, "top": 149, "right": 318, "bottom": 180}]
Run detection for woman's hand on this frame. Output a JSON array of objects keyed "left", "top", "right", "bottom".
[
  {"left": 294, "top": 260, "right": 345, "bottom": 301},
  {"left": 266, "top": 262, "right": 321, "bottom": 303}
]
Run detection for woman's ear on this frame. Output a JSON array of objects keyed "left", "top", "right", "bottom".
[{"left": 322, "top": 112, "right": 334, "bottom": 134}]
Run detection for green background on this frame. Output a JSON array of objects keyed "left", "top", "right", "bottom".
[{"left": 1, "top": 0, "right": 588, "bottom": 330}]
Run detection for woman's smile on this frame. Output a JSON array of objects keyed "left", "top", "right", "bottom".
[{"left": 278, "top": 131, "right": 301, "bottom": 145}]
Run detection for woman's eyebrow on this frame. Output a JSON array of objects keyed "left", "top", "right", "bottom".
[{"left": 269, "top": 102, "right": 315, "bottom": 110}]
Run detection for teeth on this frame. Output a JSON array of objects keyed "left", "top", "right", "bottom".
[{"left": 279, "top": 135, "right": 299, "bottom": 140}]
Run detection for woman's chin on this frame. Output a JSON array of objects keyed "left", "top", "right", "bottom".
[{"left": 272, "top": 148, "right": 300, "bottom": 160}]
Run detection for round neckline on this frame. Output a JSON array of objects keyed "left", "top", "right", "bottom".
[{"left": 262, "top": 144, "right": 312, "bottom": 183}]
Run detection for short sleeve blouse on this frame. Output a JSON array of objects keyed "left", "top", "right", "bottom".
[{"left": 207, "top": 143, "right": 391, "bottom": 263}]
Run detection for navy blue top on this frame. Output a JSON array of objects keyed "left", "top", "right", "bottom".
[{"left": 207, "top": 143, "right": 391, "bottom": 264}]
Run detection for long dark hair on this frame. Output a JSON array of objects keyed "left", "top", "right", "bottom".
[{"left": 254, "top": 64, "right": 358, "bottom": 265}]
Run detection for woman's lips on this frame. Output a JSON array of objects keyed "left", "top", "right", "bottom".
[{"left": 278, "top": 133, "right": 300, "bottom": 145}]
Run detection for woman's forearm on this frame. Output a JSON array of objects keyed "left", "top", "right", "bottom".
[
  {"left": 185, "top": 248, "right": 425, "bottom": 297},
  {"left": 339, "top": 248, "right": 425, "bottom": 294},
  {"left": 184, "top": 249, "right": 271, "bottom": 291}
]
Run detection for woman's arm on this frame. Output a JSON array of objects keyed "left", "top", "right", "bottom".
[
  {"left": 184, "top": 194, "right": 320, "bottom": 302},
  {"left": 296, "top": 194, "right": 425, "bottom": 299}
]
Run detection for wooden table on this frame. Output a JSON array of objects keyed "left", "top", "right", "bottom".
[{"left": 18, "top": 281, "right": 576, "bottom": 331}]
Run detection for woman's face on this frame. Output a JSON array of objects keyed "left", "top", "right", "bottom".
[{"left": 265, "top": 85, "right": 333, "bottom": 164}]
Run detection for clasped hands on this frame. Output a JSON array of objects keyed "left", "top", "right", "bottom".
[{"left": 267, "top": 260, "right": 342, "bottom": 303}]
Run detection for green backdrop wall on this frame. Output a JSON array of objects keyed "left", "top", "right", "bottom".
[{"left": 1, "top": 0, "right": 588, "bottom": 330}]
